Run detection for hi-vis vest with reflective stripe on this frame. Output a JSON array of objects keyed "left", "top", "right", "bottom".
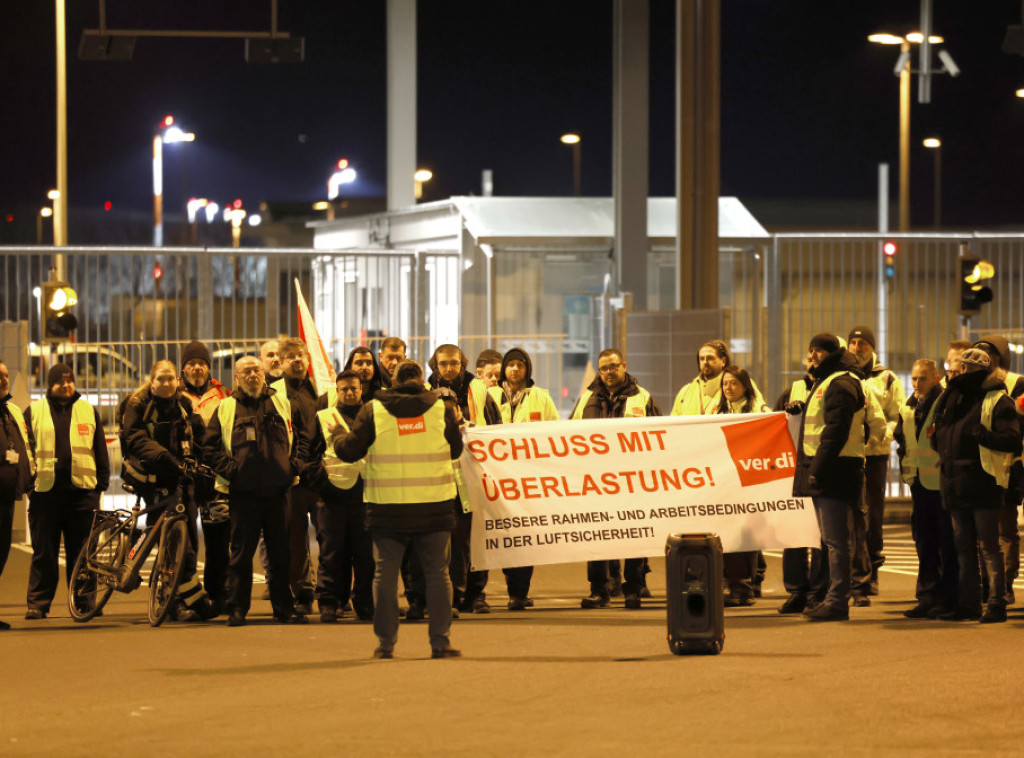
[
  {"left": 488, "top": 386, "right": 559, "bottom": 424},
  {"left": 789, "top": 379, "right": 810, "bottom": 405},
  {"left": 316, "top": 408, "right": 364, "bottom": 491},
  {"left": 899, "top": 401, "right": 940, "bottom": 490},
  {"left": 213, "top": 392, "right": 295, "bottom": 494},
  {"left": 671, "top": 378, "right": 721, "bottom": 416},
  {"left": 979, "top": 389, "right": 1012, "bottom": 489},
  {"left": 363, "top": 399, "right": 456, "bottom": 504},
  {"left": 571, "top": 387, "right": 650, "bottom": 420},
  {"left": 466, "top": 378, "right": 489, "bottom": 425},
  {"left": 802, "top": 371, "right": 865, "bottom": 459},
  {"left": 30, "top": 398, "right": 97, "bottom": 492},
  {"left": 7, "top": 402, "right": 35, "bottom": 477}
]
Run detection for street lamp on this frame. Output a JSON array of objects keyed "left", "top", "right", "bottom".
[
  {"left": 560, "top": 133, "right": 581, "bottom": 196},
  {"left": 414, "top": 169, "right": 433, "bottom": 200},
  {"left": 923, "top": 137, "right": 942, "bottom": 229},
  {"left": 152, "top": 115, "right": 195, "bottom": 247},
  {"left": 868, "top": 31, "right": 950, "bottom": 231},
  {"left": 37, "top": 207, "right": 53, "bottom": 245}
]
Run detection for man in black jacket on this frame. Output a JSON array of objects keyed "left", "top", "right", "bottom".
[
  {"left": 789, "top": 334, "right": 866, "bottom": 622},
  {"left": 0, "top": 360, "right": 32, "bottom": 629},
  {"left": 335, "top": 360, "right": 463, "bottom": 659},
  {"left": 204, "top": 356, "right": 308, "bottom": 626}
]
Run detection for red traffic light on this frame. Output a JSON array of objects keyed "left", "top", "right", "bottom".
[
  {"left": 883, "top": 241, "right": 898, "bottom": 257},
  {"left": 103, "top": 201, "right": 112, "bottom": 211},
  {"left": 153, "top": 263, "right": 163, "bottom": 280}
]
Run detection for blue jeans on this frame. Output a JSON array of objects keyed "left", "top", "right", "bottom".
[
  {"left": 813, "top": 495, "right": 857, "bottom": 608},
  {"left": 372, "top": 529, "right": 452, "bottom": 651}
]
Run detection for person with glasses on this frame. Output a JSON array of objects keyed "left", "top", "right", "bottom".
[{"left": 570, "top": 349, "right": 660, "bottom": 610}]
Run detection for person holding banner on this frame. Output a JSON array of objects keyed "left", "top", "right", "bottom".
[
  {"left": 671, "top": 339, "right": 766, "bottom": 417},
  {"left": 570, "top": 348, "right": 660, "bottom": 610},
  {"left": 716, "top": 365, "right": 771, "bottom": 607},
  {"left": 334, "top": 359, "right": 463, "bottom": 659},
  {"left": 483, "top": 347, "right": 560, "bottom": 610},
  {"left": 787, "top": 333, "right": 866, "bottom": 622}
]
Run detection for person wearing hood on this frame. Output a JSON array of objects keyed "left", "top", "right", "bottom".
[
  {"left": 23, "top": 363, "right": 110, "bottom": 619},
  {"left": 482, "top": 347, "right": 560, "bottom": 610},
  {"left": 787, "top": 334, "right": 866, "bottom": 622},
  {"left": 179, "top": 340, "right": 231, "bottom": 613},
  {"left": 970, "top": 335, "right": 1024, "bottom": 605},
  {"left": 847, "top": 326, "right": 907, "bottom": 600},
  {"left": 428, "top": 344, "right": 490, "bottom": 614},
  {"left": 931, "top": 348, "right": 1020, "bottom": 623},
  {"left": 122, "top": 360, "right": 216, "bottom": 621},
  {"left": 0, "top": 360, "right": 33, "bottom": 630},
  {"left": 334, "top": 359, "right": 463, "bottom": 659},
  {"left": 894, "top": 358, "right": 958, "bottom": 619},
  {"left": 570, "top": 348, "right": 660, "bottom": 610}
]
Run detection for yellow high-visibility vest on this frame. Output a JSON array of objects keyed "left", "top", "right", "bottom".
[
  {"left": 6, "top": 401, "right": 35, "bottom": 477},
  {"left": 979, "top": 389, "right": 1012, "bottom": 489},
  {"left": 898, "top": 401, "right": 940, "bottom": 490},
  {"left": 213, "top": 391, "right": 295, "bottom": 494},
  {"left": 487, "top": 385, "right": 559, "bottom": 424},
  {"left": 571, "top": 387, "right": 651, "bottom": 420},
  {"left": 466, "top": 378, "right": 489, "bottom": 425},
  {"left": 789, "top": 379, "right": 810, "bottom": 405},
  {"left": 316, "top": 407, "right": 364, "bottom": 491},
  {"left": 802, "top": 371, "right": 865, "bottom": 459},
  {"left": 363, "top": 398, "right": 456, "bottom": 504},
  {"left": 30, "top": 398, "right": 97, "bottom": 492}
]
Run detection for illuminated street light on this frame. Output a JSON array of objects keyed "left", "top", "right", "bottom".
[
  {"left": 37, "top": 207, "right": 53, "bottom": 245},
  {"left": 153, "top": 115, "right": 196, "bottom": 246},
  {"left": 414, "top": 169, "right": 433, "bottom": 200},
  {"left": 328, "top": 158, "right": 358, "bottom": 200},
  {"left": 923, "top": 137, "right": 942, "bottom": 229},
  {"left": 560, "top": 133, "right": 582, "bottom": 196}
]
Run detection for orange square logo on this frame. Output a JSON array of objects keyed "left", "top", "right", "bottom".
[
  {"left": 397, "top": 416, "right": 426, "bottom": 436},
  {"left": 77, "top": 424, "right": 92, "bottom": 437},
  {"left": 529, "top": 412, "right": 541, "bottom": 421},
  {"left": 720, "top": 414, "right": 796, "bottom": 487}
]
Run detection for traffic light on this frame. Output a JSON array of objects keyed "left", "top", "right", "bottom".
[
  {"left": 42, "top": 282, "right": 78, "bottom": 342},
  {"left": 882, "top": 240, "right": 898, "bottom": 278},
  {"left": 960, "top": 257, "right": 994, "bottom": 315}
]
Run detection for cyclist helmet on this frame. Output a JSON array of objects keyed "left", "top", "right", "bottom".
[{"left": 200, "top": 499, "right": 230, "bottom": 524}]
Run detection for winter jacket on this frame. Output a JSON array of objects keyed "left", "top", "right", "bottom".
[
  {"left": 122, "top": 390, "right": 205, "bottom": 490},
  {"left": 570, "top": 373, "right": 661, "bottom": 419},
  {"left": 0, "top": 394, "right": 32, "bottom": 499}
]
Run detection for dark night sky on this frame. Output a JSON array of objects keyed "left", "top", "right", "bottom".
[{"left": 3, "top": 1, "right": 1024, "bottom": 229}]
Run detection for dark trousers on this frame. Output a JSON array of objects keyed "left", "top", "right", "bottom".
[
  {"left": 852, "top": 455, "right": 888, "bottom": 592},
  {"left": 201, "top": 519, "right": 231, "bottom": 604},
  {"left": 814, "top": 494, "right": 858, "bottom": 608},
  {"left": 285, "top": 485, "right": 318, "bottom": 603},
  {"left": 950, "top": 506, "right": 1005, "bottom": 612},
  {"left": 451, "top": 510, "right": 488, "bottom": 608},
  {"left": 587, "top": 558, "right": 647, "bottom": 597},
  {"left": 143, "top": 487, "right": 199, "bottom": 580},
  {"left": 910, "top": 481, "right": 958, "bottom": 608},
  {"left": 226, "top": 492, "right": 294, "bottom": 617},
  {"left": 781, "top": 546, "right": 826, "bottom": 598},
  {"left": 724, "top": 551, "right": 758, "bottom": 599},
  {"left": 503, "top": 565, "right": 533, "bottom": 600},
  {"left": 401, "top": 542, "right": 426, "bottom": 605},
  {"left": 27, "top": 488, "right": 97, "bottom": 613},
  {"left": 999, "top": 493, "right": 1020, "bottom": 587},
  {"left": 0, "top": 496, "right": 13, "bottom": 585},
  {"left": 315, "top": 497, "right": 373, "bottom": 613}
]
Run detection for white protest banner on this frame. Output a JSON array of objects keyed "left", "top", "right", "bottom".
[{"left": 463, "top": 412, "right": 821, "bottom": 570}]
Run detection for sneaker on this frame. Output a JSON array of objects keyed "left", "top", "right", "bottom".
[
  {"left": 902, "top": 603, "right": 932, "bottom": 619},
  {"left": 624, "top": 594, "right": 642, "bottom": 609},
  {"left": 778, "top": 593, "right": 807, "bottom": 615},
  {"left": 405, "top": 601, "right": 426, "bottom": 621},
  {"left": 227, "top": 610, "right": 246, "bottom": 627},
  {"left": 507, "top": 596, "right": 529, "bottom": 611},
  {"left": 372, "top": 646, "right": 394, "bottom": 659},
  {"left": 581, "top": 594, "right": 610, "bottom": 609},
  {"left": 431, "top": 645, "right": 462, "bottom": 659},
  {"left": 803, "top": 603, "right": 849, "bottom": 622},
  {"left": 981, "top": 604, "right": 1007, "bottom": 624},
  {"left": 24, "top": 608, "right": 46, "bottom": 620},
  {"left": 471, "top": 597, "right": 491, "bottom": 614}
]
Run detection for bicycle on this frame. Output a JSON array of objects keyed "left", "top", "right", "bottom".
[{"left": 68, "top": 459, "right": 215, "bottom": 626}]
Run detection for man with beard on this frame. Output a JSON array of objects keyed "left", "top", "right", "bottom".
[
  {"left": 378, "top": 338, "right": 407, "bottom": 390},
  {"left": 23, "top": 364, "right": 110, "bottom": 619},
  {"left": 571, "top": 348, "right": 660, "bottom": 609},
  {"left": 0, "top": 360, "right": 32, "bottom": 629},
  {"left": 204, "top": 356, "right": 307, "bottom": 626},
  {"left": 260, "top": 340, "right": 283, "bottom": 382}
]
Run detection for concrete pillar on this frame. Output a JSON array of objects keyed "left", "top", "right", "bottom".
[{"left": 387, "top": 0, "right": 417, "bottom": 211}]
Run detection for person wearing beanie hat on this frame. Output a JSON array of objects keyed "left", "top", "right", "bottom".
[
  {"left": 22, "top": 361, "right": 110, "bottom": 619},
  {"left": 790, "top": 333, "right": 867, "bottom": 621},
  {"left": 932, "top": 345, "right": 1021, "bottom": 623},
  {"left": 971, "top": 336, "right": 1024, "bottom": 606},
  {"left": 179, "top": 340, "right": 231, "bottom": 613},
  {"left": 846, "top": 325, "right": 907, "bottom": 602},
  {"left": 481, "top": 347, "right": 560, "bottom": 610}
]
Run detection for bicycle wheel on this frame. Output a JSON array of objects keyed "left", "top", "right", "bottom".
[
  {"left": 148, "top": 518, "right": 188, "bottom": 627},
  {"left": 68, "top": 520, "right": 121, "bottom": 622}
]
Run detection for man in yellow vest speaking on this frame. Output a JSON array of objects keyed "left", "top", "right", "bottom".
[
  {"left": 335, "top": 359, "right": 464, "bottom": 659},
  {"left": 23, "top": 363, "right": 110, "bottom": 620},
  {"left": 895, "top": 358, "right": 957, "bottom": 619}
]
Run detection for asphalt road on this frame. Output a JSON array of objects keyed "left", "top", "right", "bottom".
[{"left": 3, "top": 525, "right": 1024, "bottom": 757}]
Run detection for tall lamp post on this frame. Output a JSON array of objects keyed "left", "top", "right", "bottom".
[
  {"left": 560, "top": 133, "right": 582, "bottom": 196},
  {"left": 923, "top": 137, "right": 942, "bottom": 229},
  {"left": 152, "top": 115, "right": 195, "bottom": 247}
]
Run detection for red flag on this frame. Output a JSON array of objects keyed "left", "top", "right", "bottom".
[{"left": 294, "top": 278, "right": 335, "bottom": 395}]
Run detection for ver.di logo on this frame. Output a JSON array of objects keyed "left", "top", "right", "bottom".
[
  {"left": 720, "top": 414, "right": 796, "bottom": 487},
  {"left": 397, "top": 415, "right": 426, "bottom": 435}
]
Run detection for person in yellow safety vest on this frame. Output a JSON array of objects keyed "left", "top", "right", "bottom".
[
  {"left": 482, "top": 347, "right": 560, "bottom": 610},
  {"left": 23, "top": 363, "right": 110, "bottom": 620},
  {"left": 468, "top": 349, "right": 502, "bottom": 426},
  {"left": 427, "top": 344, "right": 491, "bottom": 614},
  {"left": 571, "top": 348, "right": 660, "bottom": 610},
  {"left": 670, "top": 339, "right": 766, "bottom": 417},
  {"left": 894, "top": 358, "right": 958, "bottom": 620},
  {"left": 179, "top": 340, "right": 231, "bottom": 615},
  {"left": 786, "top": 333, "right": 866, "bottom": 622},
  {"left": 0, "top": 359, "right": 34, "bottom": 630},
  {"left": 971, "top": 335, "right": 1024, "bottom": 607},
  {"left": 334, "top": 359, "right": 464, "bottom": 660},
  {"left": 304, "top": 369, "right": 374, "bottom": 623},
  {"left": 846, "top": 326, "right": 907, "bottom": 602},
  {"left": 931, "top": 348, "right": 1021, "bottom": 623},
  {"left": 203, "top": 356, "right": 309, "bottom": 627}
]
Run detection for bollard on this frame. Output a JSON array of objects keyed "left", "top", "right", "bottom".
[{"left": 666, "top": 533, "right": 725, "bottom": 655}]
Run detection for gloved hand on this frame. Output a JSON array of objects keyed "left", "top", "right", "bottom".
[{"left": 784, "top": 400, "right": 805, "bottom": 416}]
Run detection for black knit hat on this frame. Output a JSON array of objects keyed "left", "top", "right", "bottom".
[
  {"left": 808, "top": 333, "right": 841, "bottom": 353},
  {"left": 181, "top": 340, "right": 212, "bottom": 369},
  {"left": 47, "top": 363, "right": 74, "bottom": 387},
  {"left": 847, "top": 326, "right": 876, "bottom": 350}
]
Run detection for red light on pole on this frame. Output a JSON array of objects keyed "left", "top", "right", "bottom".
[
  {"left": 337, "top": 158, "right": 349, "bottom": 170},
  {"left": 162, "top": 115, "right": 174, "bottom": 128},
  {"left": 153, "top": 263, "right": 163, "bottom": 280},
  {"left": 233, "top": 199, "right": 242, "bottom": 209},
  {"left": 883, "top": 241, "right": 898, "bottom": 257},
  {"left": 103, "top": 201, "right": 112, "bottom": 211}
]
